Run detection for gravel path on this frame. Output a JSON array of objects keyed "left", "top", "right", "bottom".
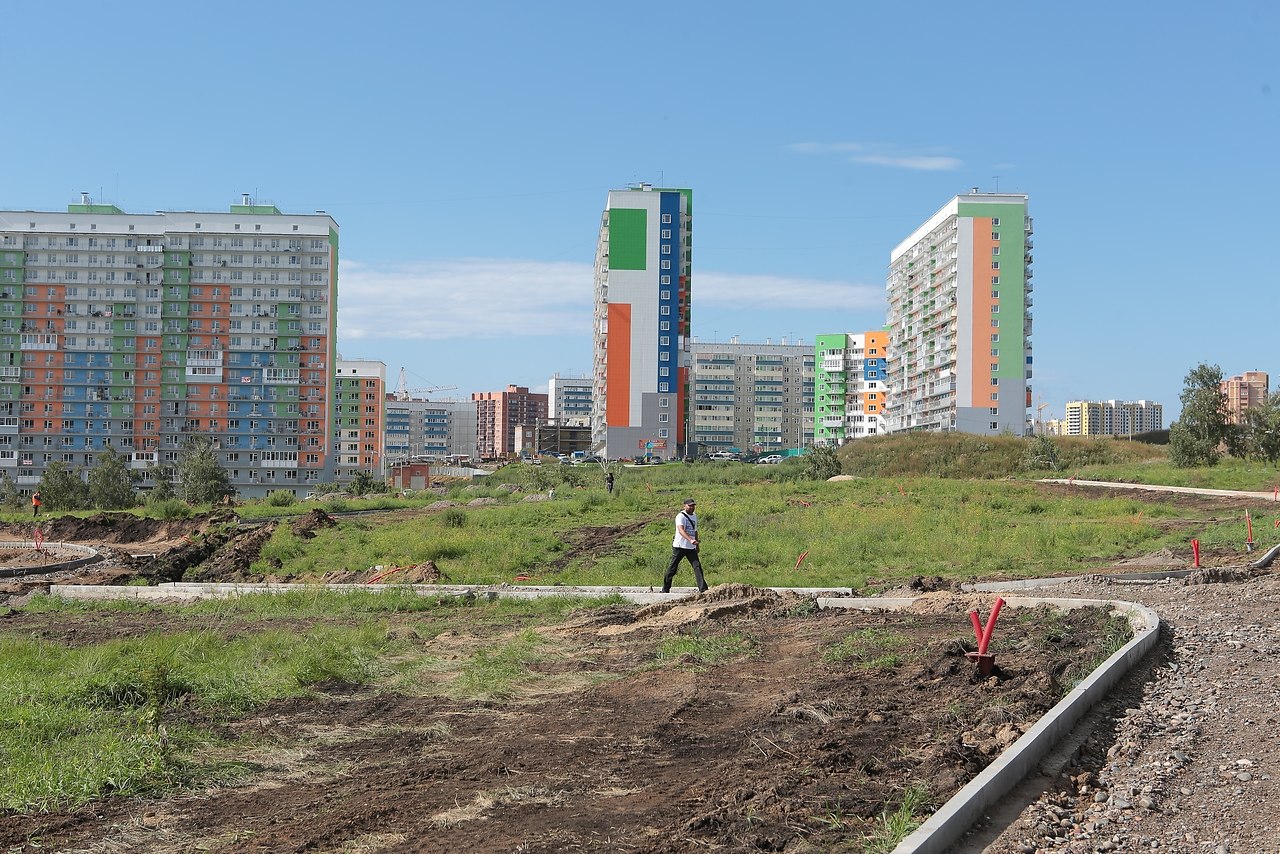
[{"left": 972, "top": 571, "right": 1280, "bottom": 854}]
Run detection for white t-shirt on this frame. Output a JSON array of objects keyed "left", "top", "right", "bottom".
[{"left": 672, "top": 510, "right": 698, "bottom": 549}]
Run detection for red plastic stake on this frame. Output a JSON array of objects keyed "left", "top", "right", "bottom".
[
  {"left": 1191, "top": 538, "right": 1201, "bottom": 568},
  {"left": 966, "top": 598, "right": 1005, "bottom": 677},
  {"left": 1246, "top": 510, "right": 1254, "bottom": 550},
  {"left": 794, "top": 550, "right": 809, "bottom": 570},
  {"left": 977, "top": 597, "right": 1005, "bottom": 656}
]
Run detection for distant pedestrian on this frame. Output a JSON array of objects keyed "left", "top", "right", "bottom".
[
  {"left": 31, "top": 491, "right": 41, "bottom": 518},
  {"left": 662, "top": 498, "right": 708, "bottom": 593},
  {"left": 605, "top": 472, "right": 615, "bottom": 494}
]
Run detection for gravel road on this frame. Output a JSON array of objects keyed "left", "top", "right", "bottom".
[{"left": 970, "top": 570, "right": 1280, "bottom": 854}]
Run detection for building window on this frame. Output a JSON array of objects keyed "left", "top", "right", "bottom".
[
  {"left": 992, "top": 319, "right": 1000, "bottom": 328},
  {"left": 991, "top": 289, "right": 1000, "bottom": 298},
  {"left": 990, "top": 421, "right": 999, "bottom": 430},
  {"left": 659, "top": 413, "right": 669, "bottom": 423},
  {"left": 660, "top": 245, "right": 671, "bottom": 255},
  {"left": 659, "top": 382, "right": 670, "bottom": 392},
  {"left": 991, "top": 349, "right": 1000, "bottom": 357},
  {"left": 991, "top": 231, "right": 999, "bottom": 241},
  {"left": 660, "top": 275, "right": 670, "bottom": 285},
  {"left": 991, "top": 305, "right": 1000, "bottom": 313},
  {"left": 990, "top": 378, "right": 999, "bottom": 386},
  {"left": 990, "top": 407, "right": 999, "bottom": 415},
  {"left": 991, "top": 246, "right": 1000, "bottom": 255},
  {"left": 659, "top": 321, "right": 670, "bottom": 331},
  {"left": 661, "top": 214, "right": 672, "bottom": 224},
  {"left": 991, "top": 261, "right": 1000, "bottom": 270},
  {"left": 659, "top": 367, "right": 670, "bottom": 376},
  {"left": 659, "top": 397, "right": 669, "bottom": 408},
  {"left": 658, "top": 428, "right": 669, "bottom": 438},
  {"left": 991, "top": 218, "right": 1001, "bottom": 227},
  {"left": 660, "top": 260, "right": 671, "bottom": 270},
  {"left": 660, "top": 306, "right": 670, "bottom": 316},
  {"left": 990, "top": 393, "right": 999, "bottom": 401}
]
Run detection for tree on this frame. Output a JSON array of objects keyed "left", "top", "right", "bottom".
[
  {"left": 175, "top": 437, "right": 233, "bottom": 505},
  {"left": 38, "top": 461, "right": 91, "bottom": 511},
  {"left": 802, "top": 444, "right": 842, "bottom": 480},
  {"left": 87, "top": 447, "right": 139, "bottom": 510},
  {"left": 146, "top": 464, "right": 177, "bottom": 502},
  {"left": 0, "top": 471, "right": 19, "bottom": 510},
  {"left": 348, "top": 470, "right": 387, "bottom": 496},
  {"left": 1169, "top": 363, "right": 1229, "bottom": 468},
  {"left": 1242, "top": 391, "right": 1280, "bottom": 465}
]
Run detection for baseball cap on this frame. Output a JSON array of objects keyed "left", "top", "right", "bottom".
[{"left": 683, "top": 498, "right": 696, "bottom": 506}]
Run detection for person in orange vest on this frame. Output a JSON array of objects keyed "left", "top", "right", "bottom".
[{"left": 31, "top": 490, "right": 41, "bottom": 518}]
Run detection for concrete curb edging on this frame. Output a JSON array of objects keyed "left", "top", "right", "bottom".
[
  {"left": 40, "top": 582, "right": 1158, "bottom": 853},
  {"left": 875, "top": 596, "right": 1161, "bottom": 854},
  {"left": 0, "top": 542, "right": 102, "bottom": 579}
]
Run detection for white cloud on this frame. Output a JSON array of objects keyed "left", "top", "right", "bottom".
[
  {"left": 338, "top": 259, "right": 884, "bottom": 341},
  {"left": 696, "top": 271, "right": 883, "bottom": 311},
  {"left": 789, "top": 141, "right": 963, "bottom": 171},
  {"left": 850, "top": 153, "right": 962, "bottom": 171},
  {"left": 338, "top": 258, "right": 591, "bottom": 341}
]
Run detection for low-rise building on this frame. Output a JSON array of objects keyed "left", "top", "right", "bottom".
[
  {"left": 689, "top": 338, "right": 813, "bottom": 453},
  {"left": 1063, "top": 400, "right": 1163, "bottom": 436}
]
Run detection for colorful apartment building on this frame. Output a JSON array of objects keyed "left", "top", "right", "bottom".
[
  {"left": 689, "top": 338, "right": 814, "bottom": 453},
  {"left": 591, "top": 185, "right": 692, "bottom": 461},
  {"left": 473, "top": 385, "right": 548, "bottom": 460},
  {"left": 0, "top": 197, "right": 338, "bottom": 498},
  {"left": 332, "top": 359, "right": 386, "bottom": 484},
  {"left": 1063, "top": 400, "right": 1163, "bottom": 436},
  {"left": 814, "top": 332, "right": 888, "bottom": 445},
  {"left": 884, "top": 192, "right": 1033, "bottom": 436},
  {"left": 1221, "top": 371, "right": 1269, "bottom": 424}
]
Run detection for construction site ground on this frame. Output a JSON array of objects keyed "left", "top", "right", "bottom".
[{"left": 0, "top": 484, "right": 1274, "bottom": 853}]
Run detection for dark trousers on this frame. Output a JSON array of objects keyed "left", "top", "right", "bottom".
[{"left": 663, "top": 547, "right": 707, "bottom": 593}]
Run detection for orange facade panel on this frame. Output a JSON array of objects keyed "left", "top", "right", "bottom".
[
  {"left": 605, "top": 303, "right": 631, "bottom": 427},
  {"left": 970, "top": 219, "right": 997, "bottom": 406}
]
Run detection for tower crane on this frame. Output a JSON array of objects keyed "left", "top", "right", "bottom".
[{"left": 395, "top": 367, "right": 456, "bottom": 401}]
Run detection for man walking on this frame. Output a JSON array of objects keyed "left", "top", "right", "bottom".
[
  {"left": 31, "top": 491, "right": 41, "bottom": 518},
  {"left": 662, "top": 498, "right": 708, "bottom": 593},
  {"left": 605, "top": 472, "right": 615, "bottom": 495}
]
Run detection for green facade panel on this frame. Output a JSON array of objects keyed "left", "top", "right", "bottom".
[{"left": 608, "top": 208, "right": 647, "bottom": 271}]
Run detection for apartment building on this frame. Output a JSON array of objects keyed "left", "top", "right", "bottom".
[
  {"left": 814, "top": 332, "right": 888, "bottom": 445},
  {"left": 332, "top": 359, "right": 385, "bottom": 484},
  {"left": 0, "top": 196, "right": 338, "bottom": 498},
  {"left": 884, "top": 192, "right": 1033, "bottom": 436},
  {"left": 1221, "top": 371, "right": 1269, "bottom": 424},
  {"left": 1063, "top": 400, "right": 1163, "bottom": 436},
  {"left": 688, "top": 338, "right": 813, "bottom": 453},
  {"left": 547, "top": 374, "right": 592, "bottom": 425},
  {"left": 384, "top": 396, "right": 477, "bottom": 462},
  {"left": 473, "top": 385, "right": 548, "bottom": 460},
  {"left": 592, "top": 185, "right": 692, "bottom": 461}
]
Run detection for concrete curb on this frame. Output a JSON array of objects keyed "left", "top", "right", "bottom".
[
  {"left": 884, "top": 596, "right": 1161, "bottom": 854},
  {"left": 42, "top": 581, "right": 1158, "bottom": 853},
  {"left": 0, "top": 542, "right": 102, "bottom": 579}
]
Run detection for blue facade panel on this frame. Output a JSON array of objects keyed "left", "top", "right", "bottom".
[{"left": 656, "top": 191, "right": 680, "bottom": 394}]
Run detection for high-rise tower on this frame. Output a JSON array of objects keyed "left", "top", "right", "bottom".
[
  {"left": 0, "top": 197, "right": 338, "bottom": 498},
  {"left": 591, "top": 185, "right": 691, "bottom": 460},
  {"left": 884, "top": 192, "right": 1033, "bottom": 435}
]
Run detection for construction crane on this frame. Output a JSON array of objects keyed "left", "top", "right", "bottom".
[
  {"left": 1035, "top": 402, "right": 1049, "bottom": 434},
  {"left": 395, "top": 367, "right": 457, "bottom": 401}
]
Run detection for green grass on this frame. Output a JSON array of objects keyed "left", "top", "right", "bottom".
[
  {"left": 862, "top": 784, "right": 932, "bottom": 852},
  {"left": 0, "top": 593, "right": 628, "bottom": 811},
  {"left": 0, "top": 624, "right": 403, "bottom": 811},
  {"left": 823, "top": 628, "right": 911, "bottom": 670},
  {"left": 208, "top": 470, "right": 1278, "bottom": 589},
  {"left": 655, "top": 630, "right": 755, "bottom": 668}
]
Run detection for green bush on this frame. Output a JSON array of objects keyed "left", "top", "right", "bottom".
[
  {"left": 265, "top": 490, "right": 297, "bottom": 507},
  {"left": 441, "top": 508, "right": 467, "bottom": 528},
  {"left": 147, "top": 498, "right": 193, "bottom": 520}
]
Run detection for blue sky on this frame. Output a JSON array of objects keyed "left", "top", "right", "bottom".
[{"left": 8, "top": 1, "right": 1278, "bottom": 421}]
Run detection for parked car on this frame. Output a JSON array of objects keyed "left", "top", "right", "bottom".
[
  {"left": 708, "top": 451, "right": 739, "bottom": 461},
  {"left": 756, "top": 454, "right": 784, "bottom": 465}
]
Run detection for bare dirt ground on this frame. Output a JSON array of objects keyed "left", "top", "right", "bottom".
[
  {"left": 1, "top": 485, "right": 1279, "bottom": 853},
  {"left": 0, "top": 584, "right": 1119, "bottom": 853}
]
